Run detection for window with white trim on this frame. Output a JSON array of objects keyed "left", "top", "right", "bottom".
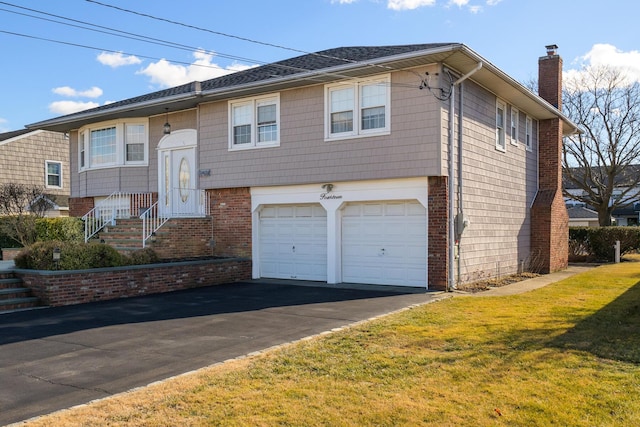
[
  {"left": 525, "top": 116, "right": 533, "bottom": 151},
  {"left": 325, "top": 75, "right": 390, "bottom": 140},
  {"left": 510, "top": 107, "right": 519, "bottom": 146},
  {"left": 79, "top": 131, "right": 86, "bottom": 169},
  {"left": 496, "top": 100, "right": 506, "bottom": 151},
  {"left": 229, "top": 94, "right": 280, "bottom": 149},
  {"left": 46, "top": 160, "right": 62, "bottom": 188},
  {"left": 78, "top": 119, "right": 149, "bottom": 171}
]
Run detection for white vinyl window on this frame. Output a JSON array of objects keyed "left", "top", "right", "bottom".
[
  {"left": 78, "top": 119, "right": 149, "bottom": 171},
  {"left": 525, "top": 116, "right": 533, "bottom": 151},
  {"left": 45, "top": 160, "right": 62, "bottom": 188},
  {"left": 496, "top": 100, "right": 506, "bottom": 152},
  {"left": 90, "top": 126, "right": 117, "bottom": 166},
  {"left": 125, "top": 124, "right": 146, "bottom": 163},
  {"left": 229, "top": 94, "right": 280, "bottom": 149},
  {"left": 325, "top": 75, "right": 390, "bottom": 140},
  {"left": 78, "top": 131, "right": 86, "bottom": 169},
  {"left": 510, "top": 107, "right": 519, "bottom": 146}
]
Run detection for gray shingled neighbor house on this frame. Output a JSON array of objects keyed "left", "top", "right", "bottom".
[
  {"left": 28, "top": 43, "right": 576, "bottom": 290},
  {"left": 0, "top": 129, "right": 70, "bottom": 217}
]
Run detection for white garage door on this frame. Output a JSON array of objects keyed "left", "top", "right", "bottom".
[
  {"left": 342, "top": 201, "right": 427, "bottom": 287},
  {"left": 259, "top": 204, "right": 327, "bottom": 281}
]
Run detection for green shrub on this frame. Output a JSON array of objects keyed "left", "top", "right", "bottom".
[
  {"left": 35, "top": 217, "right": 84, "bottom": 242},
  {"left": 0, "top": 217, "right": 19, "bottom": 248},
  {"left": 0, "top": 216, "right": 84, "bottom": 249},
  {"left": 125, "top": 248, "right": 161, "bottom": 266},
  {"left": 14, "top": 241, "right": 161, "bottom": 270},
  {"left": 569, "top": 227, "right": 640, "bottom": 262}
]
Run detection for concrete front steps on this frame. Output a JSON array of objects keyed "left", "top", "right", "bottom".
[{"left": 0, "top": 271, "right": 40, "bottom": 313}]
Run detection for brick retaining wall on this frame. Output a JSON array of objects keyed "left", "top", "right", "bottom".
[{"left": 16, "top": 257, "right": 251, "bottom": 307}]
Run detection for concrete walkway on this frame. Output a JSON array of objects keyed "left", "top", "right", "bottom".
[{"left": 465, "top": 264, "right": 596, "bottom": 297}]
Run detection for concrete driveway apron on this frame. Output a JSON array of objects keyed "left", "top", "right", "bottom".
[{"left": 0, "top": 280, "right": 440, "bottom": 425}]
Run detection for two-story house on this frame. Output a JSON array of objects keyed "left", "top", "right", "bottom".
[
  {"left": 0, "top": 129, "right": 70, "bottom": 217},
  {"left": 28, "top": 43, "right": 576, "bottom": 290}
]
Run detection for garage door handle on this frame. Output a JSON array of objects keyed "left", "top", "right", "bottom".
[
  {"left": 380, "top": 248, "right": 386, "bottom": 256},
  {"left": 292, "top": 245, "right": 296, "bottom": 253}
]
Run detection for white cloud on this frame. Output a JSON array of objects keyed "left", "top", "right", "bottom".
[
  {"left": 486, "top": 0, "right": 502, "bottom": 5},
  {"left": 331, "top": 0, "right": 358, "bottom": 3},
  {"left": 449, "top": 0, "right": 469, "bottom": 6},
  {"left": 469, "top": 5, "right": 482, "bottom": 13},
  {"left": 49, "top": 100, "right": 100, "bottom": 115},
  {"left": 97, "top": 51, "right": 142, "bottom": 68},
  {"left": 565, "top": 44, "right": 640, "bottom": 86},
  {"left": 52, "top": 86, "right": 103, "bottom": 98},
  {"left": 137, "top": 50, "right": 255, "bottom": 88},
  {"left": 388, "top": 0, "right": 436, "bottom": 10}
]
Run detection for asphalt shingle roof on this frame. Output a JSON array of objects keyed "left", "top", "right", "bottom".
[
  {"left": 45, "top": 44, "right": 453, "bottom": 121},
  {"left": 0, "top": 128, "right": 33, "bottom": 142}
]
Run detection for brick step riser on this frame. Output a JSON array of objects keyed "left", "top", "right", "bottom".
[
  {"left": 0, "top": 289, "right": 32, "bottom": 300},
  {"left": 0, "top": 299, "right": 40, "bottom": 311},
  {"left": 0, "top": 280, "right": 24, "bottom": 290}
]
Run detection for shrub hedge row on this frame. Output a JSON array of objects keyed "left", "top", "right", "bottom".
[
  {"left": 569, "top": 226, "right": 640, "bottom": 262},
  {"left": 14, "top": 240, "right": 160, "bottom": 270},
  {"left": 0, "top": 216, "right": 84, "bottom": 248}
]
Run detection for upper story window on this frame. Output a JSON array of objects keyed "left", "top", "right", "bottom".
[
  {"left": 45, "top": 160, "right": 62, "bottom": 188},
  {"left": 78, "top": 119, "right": 149, "bottom": 171},
  {"left": 525, "top": 116, "right": 533, "bottom": 151},
  {"left": 229, "top": 94, "right": 280, "bottom": 150},
  {"left": 496, "top": 100, "right": 506, "bottom": 152},
  {"left": 510, "top": 107, "right": 519, "bottom": 146},
  {"left": 325, "top": 75, "right": 390, "bottom": 140}
]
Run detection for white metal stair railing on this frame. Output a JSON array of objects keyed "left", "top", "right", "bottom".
[
  {"left": 140, "top": 201, "right": 170, "bottom": 248},
  {"left": 82, "top": 192, "right": 154, "bottom": 242},
  {"left": 140, "top": 188, "right": 210, "bottom": 247}
]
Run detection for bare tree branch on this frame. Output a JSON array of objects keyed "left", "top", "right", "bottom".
[{"left": 562, "top": 65, "right": 640, "bottom": 226}]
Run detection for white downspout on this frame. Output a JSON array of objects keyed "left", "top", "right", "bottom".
[{"left": 447, "top": 62, "right": 482, "bottom": 292}]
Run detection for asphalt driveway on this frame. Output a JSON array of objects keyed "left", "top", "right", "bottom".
[{"left": 0, "top": 280, "right": 441, "bottom": 425}]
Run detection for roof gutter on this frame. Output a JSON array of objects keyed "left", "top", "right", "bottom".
[
  {"left": 26, "top": 91, "right": 202, "bottom": 131},
  {"left": 455, "top": 45, "right": 578, "bottom": 134}
]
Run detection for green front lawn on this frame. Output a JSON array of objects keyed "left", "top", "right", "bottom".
[{"left": 27, "top": 261, "right": 640, "bottom": 426}]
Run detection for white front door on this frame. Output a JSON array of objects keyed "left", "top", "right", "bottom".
[
  {"left": 259, "top": 204, "right": 327, "bottom": 281},
  {"left": 157, "top": 129, "right": 198, "bottom": 217}
]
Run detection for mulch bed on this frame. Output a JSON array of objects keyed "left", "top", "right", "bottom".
[{"left": 457, "top": 272, "right": 540, "bottom": 293}]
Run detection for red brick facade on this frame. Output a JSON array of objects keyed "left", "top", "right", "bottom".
[
  {"left": 149, "top": 217, "right": 216, "bottom": 259},
  {"left": 428, "top": 176, "right": 448, "bottom": 290},
  {"left": 18, "top": 258, "right": 251, "bottom": 307},
  {"left": 207, "top": 187, "right": 252, "bottom": 258},
  {"left": 69, "top": 197, "right": 94, "bottom": 218},
  {"left": 531, "top": 50, "right": 569, "bottom": 273}
]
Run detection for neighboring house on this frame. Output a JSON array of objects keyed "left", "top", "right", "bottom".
[
  {"left": 566, "top": 205, "right": 600, "bottom": 227},
  {"left": 0, "top": 129, "right": 70, "bottom": 217},
  {"left": 28, "top": 43, "right": 575, "bottom": 290},
  {"left": 564, "top": 165, "right": 640, "bottom": 226}
]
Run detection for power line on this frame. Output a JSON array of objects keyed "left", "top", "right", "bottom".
[
  {"left": 84, "top": 0, "right": 332, "bottom": 59},
  {"left": 83, "top": 0, "right": 399, "bottom": 72},
  {"left": 0, "top": 1, "right": 433, "bottom": 92},
  {"left": 0, "top": 2, "right": 268, "bottom": 65},
  {"left": 0, "top": 29, "right": 225, "bottom": 70}
]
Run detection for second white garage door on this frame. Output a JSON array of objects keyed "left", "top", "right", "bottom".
[
  {"left": 342, "top": 201, "right": 427, "bottom": 287},
  {"left": 259, "top": 204, "right": 327, "bottom": 281}
]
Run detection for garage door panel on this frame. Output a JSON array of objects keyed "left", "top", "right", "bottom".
[
  {"left": 342, "top": 201, "right": 426, "bottom": 287},
  {"left": 259, "top": 204, "right": 327, "bottom": 281}
]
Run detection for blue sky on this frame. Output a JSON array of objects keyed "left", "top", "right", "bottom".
[{"left": 0, "top": 0, "right": 637, "bottom": 132}]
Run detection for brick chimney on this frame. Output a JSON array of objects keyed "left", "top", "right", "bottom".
[{"left": 531, "top": 44, "right": 569, "bottom": 273}]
